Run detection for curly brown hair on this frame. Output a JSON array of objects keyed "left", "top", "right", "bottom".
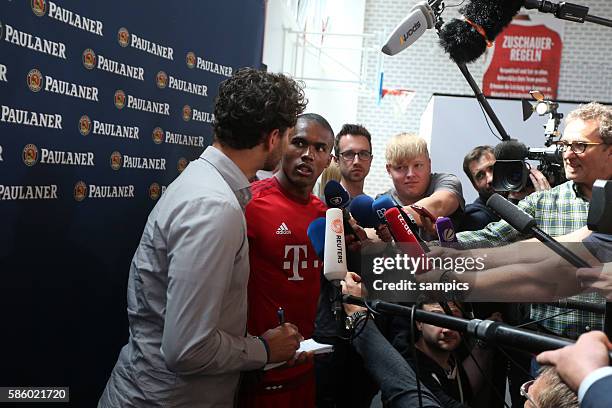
[{"left": 213, "top": 67, "right": 307, "bottom": 149}]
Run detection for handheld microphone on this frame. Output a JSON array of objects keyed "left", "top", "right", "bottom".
[
  {"left": 438, "top": 0, "right": 525, "bottom": 64},
  {"left": 435, "top": 217, "right": 458, "bottom": 247},
  {"left": 324, "top": 208, "right": 348, "bottom": 320},
  {"left": 324, "top": 180, "right": 360, "bottom": 241},
  {"left": 372, "top": 195, "right": 397, "bottom": 225},
  {"left": 307, "top": 217, "right": 326, "bottom": 260},
  {"left": 382, "top": 1, "right": 437, "bottom": 56},
  {"left": 384, "top": 207, "right": 429, "bottom": 273},
  {"left": 372, "top": 195, "right": 429, "bottom": 249},
  {"left": 349, "top": 194, "right": 380, "bottom": 228},
  {"left": 486, "top": 194, "right": 591, "bottom": 268}
]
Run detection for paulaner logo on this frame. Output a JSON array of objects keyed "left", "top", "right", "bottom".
[
  {"left": 23, "top": 143, "right": 39, "bottom": 166},
  {"left": 182, "top": 105, "right": 192, "bottom": 122},
  {"left": 27, "top": 69, "right": 43, "bottom": 92},
  {"left": 82, "top": 48, "right": 96, "bottom": 70},
  {"left": 117, "top": 27, "right": 130, "bottom": 47},
  {"left": 74, "top": 181, "right": 87, "bottom": 202},
  {"left": 177, "top": 157, "right": 188, "bottom": 173},
  {"left": 186, "top": 52, "right": 196, "bottom": 69},
  {"left": 110, "top": 151, "right": 122, "bottom": 170},
  {"left": 114, "top": 90, "right": 126, "bottom": 109},
  {"left": 149, "top": 182, "right": 161, "bottom": 200},
  {"left": 156, "top": 71, "right": 168, "bottom": 89},
  {"left": 79, "top": 115, "right": 91, "bottom": 136},
  {"left": 152, "top": 127, "right": 164, "bottom": 144},
  {"left": 31, "top": 0, "right": 47, "bottom": 17}
]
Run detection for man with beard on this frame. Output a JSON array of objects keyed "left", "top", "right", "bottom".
[
  {"left": 99, "top": 68, "right": 306, "bottom": 408},
  {"left": 335, "top": 124, "right": 373, "bottom": 197},
  {"left": 241, "top": 113, "right": 335, "bottom": 407},
  {"left": 460, "top": 146, "right": 500, "bottom": 231}
]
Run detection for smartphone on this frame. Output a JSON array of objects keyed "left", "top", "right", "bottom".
[{"left": 409, "top": 204, "right": 436, "bottom": 223}]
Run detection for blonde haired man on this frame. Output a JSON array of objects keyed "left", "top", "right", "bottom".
[{"left": 380, "top": 133, "right": 465, "bottom": 240}]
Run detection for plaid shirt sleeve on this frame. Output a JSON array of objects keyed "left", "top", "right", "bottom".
[{"left": 456, "top": 196, "right": 534, "bottom": 249}]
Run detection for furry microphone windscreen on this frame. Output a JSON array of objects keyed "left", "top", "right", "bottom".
[{"left": 439, "top": 0, "right": 525, "bottom": 64}]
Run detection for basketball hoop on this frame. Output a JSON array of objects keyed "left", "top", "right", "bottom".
[{"left": 380, "top": 88, "right": 416, "bottom": 118}]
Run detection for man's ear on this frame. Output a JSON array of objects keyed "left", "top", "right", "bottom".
[
  {"left": 386, "top": 163, "right": 392, "bottom": 174},
  {"left": 264, "top": 129, "right": 281, "bottom": 152}
]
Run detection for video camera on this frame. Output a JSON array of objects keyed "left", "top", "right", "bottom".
[{"left": 492, "top": 91, "right": 566, "bottom": 192}]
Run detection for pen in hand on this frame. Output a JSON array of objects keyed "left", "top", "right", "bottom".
[{"left": 277, "top": 307, "right": 285, "bottom": 325}]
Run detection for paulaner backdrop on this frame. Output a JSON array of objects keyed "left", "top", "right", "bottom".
[{"left": 0, "top": 1, "right": 265, "bottom": 405}]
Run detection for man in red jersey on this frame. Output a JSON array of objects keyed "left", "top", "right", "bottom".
[{"left": 240, "top": 113, "right": 335, "bottom": 407}]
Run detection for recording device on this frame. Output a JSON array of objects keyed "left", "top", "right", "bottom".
[
  {"left": 324, "top": 180, "right": 360, "bottom": 241},
  {"left": 381, "top": 1, "right": 443, "bottom": 56},
  {"left": 435, "top": 216, "right": 458, "bottom": 246},
  {"left": 324, "top": 208, "right": 348, "bottom": 321},
  {"left": 587, "top": 179, "right": 612, "bottom": 234},
  {"left": 492, "top": 91, "right": 566, "bottom": 192},
  {"left": 348, "top": 194, "right": 380, "bottom": 228},
  {"left": 486, "top": 193, "right": 591, "bottom": 268}
]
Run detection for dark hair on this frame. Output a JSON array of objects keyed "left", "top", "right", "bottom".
[
  {"left": 416, "top": 292, "right": 465, "bottom": 317},
  {"left": 462, "top": 145, "right": 494, "bottom": 183},
  {"left": 335, "top": 124, "right": 372, "bottom": 156},
  {"left": 298, "top": 113, "right": 335, "bottom": 136},
  {"left": 213, "top": 67, "right": 307, "bottom": 149}
]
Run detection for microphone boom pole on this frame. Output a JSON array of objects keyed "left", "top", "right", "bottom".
[{"left": 343, "top": 295, "right": 612, "bottom": 359}]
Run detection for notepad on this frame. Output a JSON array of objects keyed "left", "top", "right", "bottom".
[{"left": 264, "top": 339, "right": 334, "bottom": 370}]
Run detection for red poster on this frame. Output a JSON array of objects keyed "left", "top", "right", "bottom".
[{"left": 483, "top": 23, "right": 563, "bottom": 99}]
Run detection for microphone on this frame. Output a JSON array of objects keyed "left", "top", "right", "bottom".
[
  {"left": 349, "top": 194, "right": 380, "bottom": 228},
  {"left": 307, "top": 217, "right": 326, "bottom": 260},
  {"left": 324, "top": 180, "right": 350, "bottom": 208},
  {"left": 371, "top": 195, "right": 397, "bottom": 225},
  {"left": 494, "top": 139, "right": 529, "bottom": 160},
  {"left": 381, "top": 1, "right": 437, "bottom": 56},
  {"left": 438, "top": 0, "right": 525, "bottom": 64},
  {"left": 486, "top": 194, "right": 591, "bottom": 268},
  {"left": 384, "top": 207, "right": 429, "bottom": 273},
  {"left": 324, "top": 208, "right": 348, "bottom": 320},
  {"left": 324, "top": 180, "right": 360, "bottom": 241},
  {"left": 435, "top": 216, "right": 458, "bottom": 247}
]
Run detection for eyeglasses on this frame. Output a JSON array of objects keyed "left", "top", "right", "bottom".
[
  {"left": 520, "top": 380, "right": 539, "bottom": 408},
  {"left": 554, "top": 141, "right": 605, "bottom": 154},
  {"left": 339, "top": 150, "right": 373, "bottom": 161}
]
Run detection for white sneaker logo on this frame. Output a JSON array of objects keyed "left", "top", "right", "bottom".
[{"left": 276, "top": 222, "right": 291, "bottom": 235}]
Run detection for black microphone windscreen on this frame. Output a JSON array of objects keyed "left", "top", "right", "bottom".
[
  {"left": 494, "top": 140, "right": 529, "bottom": 160},
  {"left": 439, "top": 0, "right": 525, "bottom": 64},
  {"left": 486, "top": 193, "right": 536, "bottom": 234}
]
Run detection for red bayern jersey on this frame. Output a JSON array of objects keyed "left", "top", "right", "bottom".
[{"left": 246, "top": 176, "right": 326, "bottom": 382}]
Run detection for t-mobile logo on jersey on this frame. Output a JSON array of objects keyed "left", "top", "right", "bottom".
[{"left": 283, "top": 244, "right": 319, "bottom": 281}]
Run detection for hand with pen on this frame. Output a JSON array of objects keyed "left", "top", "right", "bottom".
[{"left": 259, "top": 308, "right": 313, "bottom": 366}]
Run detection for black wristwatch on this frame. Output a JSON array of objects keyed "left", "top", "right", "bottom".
[{"left": 345, "top": 311, "right": 369, "bottom": 331}]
